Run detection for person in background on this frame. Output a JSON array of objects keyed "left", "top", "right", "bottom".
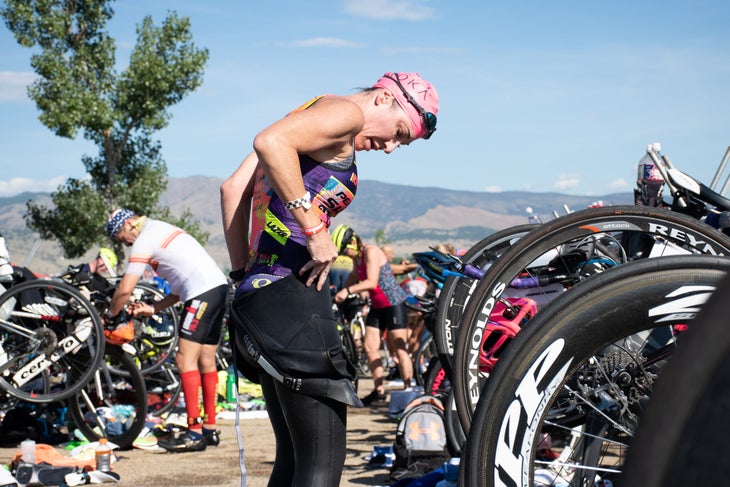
[
  {"left": 381, "top": 243, "right": 418, "bottom": 282},
  {"left": 221, "top": 71, "right": 438, "bottom": 486},
  {"left": 79, "top": 247, "right": 118, "bottom": 276},
  {"left": 330, "top": 225, "right": 356, "bottom": 294},
  {"left": 0, "top": 234, "right": 15, "bottom": 283},
  {"left": 105, "top": 209, "right": 228, "bottom": 453},
  {"left": 334, "top": 227, "right": 414, "bottom": 405}
]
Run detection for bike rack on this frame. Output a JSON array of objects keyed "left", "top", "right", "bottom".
[{"left": 710, "top": 145, "right": 730, "bottom": 195}]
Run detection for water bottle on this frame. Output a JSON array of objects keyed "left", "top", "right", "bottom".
[
  {"left": 635, "top": 142, "right": 665, "bottom": 207},
  {"left": 226, "top": 370, "right": 237, "bottom": 403},
  {"left": 637, "top": 142, "right": 664, "bottom": 185},
  {"left": 95, "top": 438, "right": 112, "bottom": 472},
  {"left": 20, "top": 439, "right": 35, "bottom": 464}
]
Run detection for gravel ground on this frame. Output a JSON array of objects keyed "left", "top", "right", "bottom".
[{"left": 0, "top": 377, "right": 403, "bottom": 487}]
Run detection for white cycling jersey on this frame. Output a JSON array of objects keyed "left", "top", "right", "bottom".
[{"left": 124, "top": 219, "right": 226, "bottom": 301}]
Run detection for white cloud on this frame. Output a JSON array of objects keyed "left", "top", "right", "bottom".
[
  {"left": 553, "top": 174, "right": 581, "bottom": 191},
  {"left": 344, "top": 0, "right": 436, "bottom": 20},
  {"left": 381, "top": 46, "right": 463, "bottom": 55},
  {"left": 0, "top": 176, "right": 66, "bottom": 198},
  {"left": 0, "top": 71, "right": 36, "bottom": 103},
  {"left": 484, "top": 185, "right": 502, "bottom": 193},
  {"left": 608, "top": 178, "right": 630, "bottom": 190},
  {"left": 286, "top": 37, "right": 365, "bottom": 48}
]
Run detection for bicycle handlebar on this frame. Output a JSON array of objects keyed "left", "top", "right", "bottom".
[
  {"left": 510, "top": 273, "right": 569, "bottom": 289},
  {"left": 412, "top": 247, "right": 486, "bottom": 283}
]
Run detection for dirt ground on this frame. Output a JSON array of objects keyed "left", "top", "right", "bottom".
[{"left": 0, "top": 377, "right": 404, "bottom": 487}]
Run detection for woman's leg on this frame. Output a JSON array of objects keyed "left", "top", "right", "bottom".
[
  {"left": 388, "top": 328, "right": 413, "bottom": 389},
  {"left": 259, "top": 374, "right": 295, "bottom": 486},
  {"left": 281, "top": 382, "right": 347, "bottom": 486},
  {"left": 259, "top": 374, "right": 347, "bottom": 487},
  {"left": 364, "top": 324, "right": 385, "bottom": 395}
]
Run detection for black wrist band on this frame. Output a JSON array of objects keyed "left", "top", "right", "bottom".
[{"left": 229, "top": 268, "right": 246, "bottom": 281}]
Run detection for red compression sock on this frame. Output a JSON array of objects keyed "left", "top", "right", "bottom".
[
  {"left": 180, "top": 370, "right": 202, "bottom": 431},
  {"left": 201, "top": 371, "right": 218, "bottom": 426}
]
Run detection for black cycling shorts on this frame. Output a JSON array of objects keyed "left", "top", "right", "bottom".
[
  {"left": 366, "top": 302, "right": 408, "bottom": 331},
  {"left": 179, "top": 284, "right": 228, "bottom": 345}
]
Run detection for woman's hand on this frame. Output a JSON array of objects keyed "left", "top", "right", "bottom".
[
  {"left": 334, "top": 287, "right": 348, "bottom": 304},
  {"left": 299, "top": 230, "right": 338, "bottom": 291}
]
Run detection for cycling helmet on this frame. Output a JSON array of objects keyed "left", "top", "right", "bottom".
[
  {"left": 141, "top": 315, "right": 176, "bottom": 346},
  {"left": 331, "top": 224, "right": 356, "bottom": 254},
  {"left": 97, "top": 247, "right": 118, "bottom": 272},
  {"left": 480, "top": 297, "right": 537, "bottom": 373}
]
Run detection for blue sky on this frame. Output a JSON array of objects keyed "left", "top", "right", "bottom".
[{"left": 1, "top": 0, "right": 729, "bottom": 199}]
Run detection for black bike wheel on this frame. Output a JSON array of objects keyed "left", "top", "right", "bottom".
[
  {"left": 621, "top": 270, "right": 730, "bottom": 487},
  {"left": 444, "top": 389, "right": 466, "bottom": 458},
  {"left": 453, "top": 205, "right": 730, "bottom": 432},
  {"left": 0, "top": 279, "right": 105, "bottom": 402},
  {"left": 337, "top": 326, "right": 360, "bottom": 392},
  {"left": 144, "top": 361, "right": 182, "bottom": 417},
  {"left": 413, "top": 332, "right": 437, "bottom": 387},
  {"left": 461, "top": 255, "right": 730, "bottom": 487},
  {"left": 124, "top": 282, "right": 179, "bottom": 376},
  {"left": 67, "top": 345, "right": 147, "bottom": 450},
  {"left": 434, "top": 225, "right": 535, "bottom": 380}
]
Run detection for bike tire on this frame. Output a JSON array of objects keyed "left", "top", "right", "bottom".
[
  {"left": 67, "top": 345, "right": 147, "bottom": 450},
  {"left": 350, "top": 315, "right": 369, "bottom": 376},
  {"left": 434, "top": 224, "right": 536, "bottom": 380},
  {"left": 461, "top": 255, "right": 730, "bottom": 487},
  {"left": 444, "top": 388, "right": 466, "bottom": 457},
  {"left": 620, "top": 270, "right": 730, "bottom": 487},
  {"left": 0, "top": 279, "right": 105, "bottom": 402},
  {"left": 413, "top": 331, "right": 437, "bottom": 387},
  {"left": 338, "top": 326, "right": 360, "bottom": 392},
  {"left": 144, "top": 361, "right": 182, "bottom": 417},
  {"left": 453, "top": 205, "right": 730, "bottom": 432},
  {"left": 125, "top": 282, "right": 180, "bottom": 376}
]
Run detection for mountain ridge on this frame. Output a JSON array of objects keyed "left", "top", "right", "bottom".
[{"left": 1, "top": 176, "right": 632, "bottom": 275}]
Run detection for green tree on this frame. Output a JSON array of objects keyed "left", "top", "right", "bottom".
[
  {"left": 2, "top": 0, "right": 209, "bottom": 258},
  {"left": 374, "top": 228, "right": 389, "bottom": 246}
]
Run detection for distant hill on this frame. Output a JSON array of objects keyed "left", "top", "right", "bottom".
[{"left": 1, "top": 176, "right": 632, "bottom": 275}]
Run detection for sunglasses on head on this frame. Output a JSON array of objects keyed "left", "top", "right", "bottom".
[{"left": 384, "top": 73, "right": 437, "bottom": 140}]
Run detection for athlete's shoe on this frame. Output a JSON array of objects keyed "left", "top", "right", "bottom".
[
  {"left": 157, "top": 429, "right": 207, "bottom": 453},
  {"left": 203, "top": 428, "right": 220, "bottom": 446},
  {"left": 361, "top": 389, "right": 387, "bottom": 406}
]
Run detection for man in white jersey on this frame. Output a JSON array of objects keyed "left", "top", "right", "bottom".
[{"left": 106, "top": 209, "right": 228, "bottom": 452}]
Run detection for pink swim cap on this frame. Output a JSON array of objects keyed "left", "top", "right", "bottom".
[{"left": 372, "top": 72, "right": 439, "bottom": 139}]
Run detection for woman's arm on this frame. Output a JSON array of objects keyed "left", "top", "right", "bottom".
[
  {"left": 252, "top": 97, "right": 363, "bottom": 290},
  {"left": 334, "top": 246, "right": 384, "bottom": 303},
  {"left": 389, "top": 260, "right": 418, "bottom": 275},
  {"left": 220, "top": 151, "right": 258, "bottom": 273}
]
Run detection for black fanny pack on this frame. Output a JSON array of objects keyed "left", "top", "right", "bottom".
[{"left": 229, "top": 275, "right": 362, "bottom": 407}]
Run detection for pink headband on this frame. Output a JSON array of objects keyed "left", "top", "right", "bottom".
[{"left": 372, "top": 72, "right": 439, "bottom": 139}]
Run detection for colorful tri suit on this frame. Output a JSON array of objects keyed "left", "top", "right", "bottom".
[
  {"left": 237, "top": 96, "right": 358, "bottom": 296},
  {"left": 355, "top": 253, "right": 408, "bottom": 309}
]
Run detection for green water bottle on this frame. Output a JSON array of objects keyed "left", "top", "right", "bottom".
[{"left": 226, "top": 370, "right": 237, "bottom": 403}]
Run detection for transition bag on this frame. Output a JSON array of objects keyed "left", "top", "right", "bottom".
[{"left": 390, "top": 395, "right": 451, "bottom": 481}]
